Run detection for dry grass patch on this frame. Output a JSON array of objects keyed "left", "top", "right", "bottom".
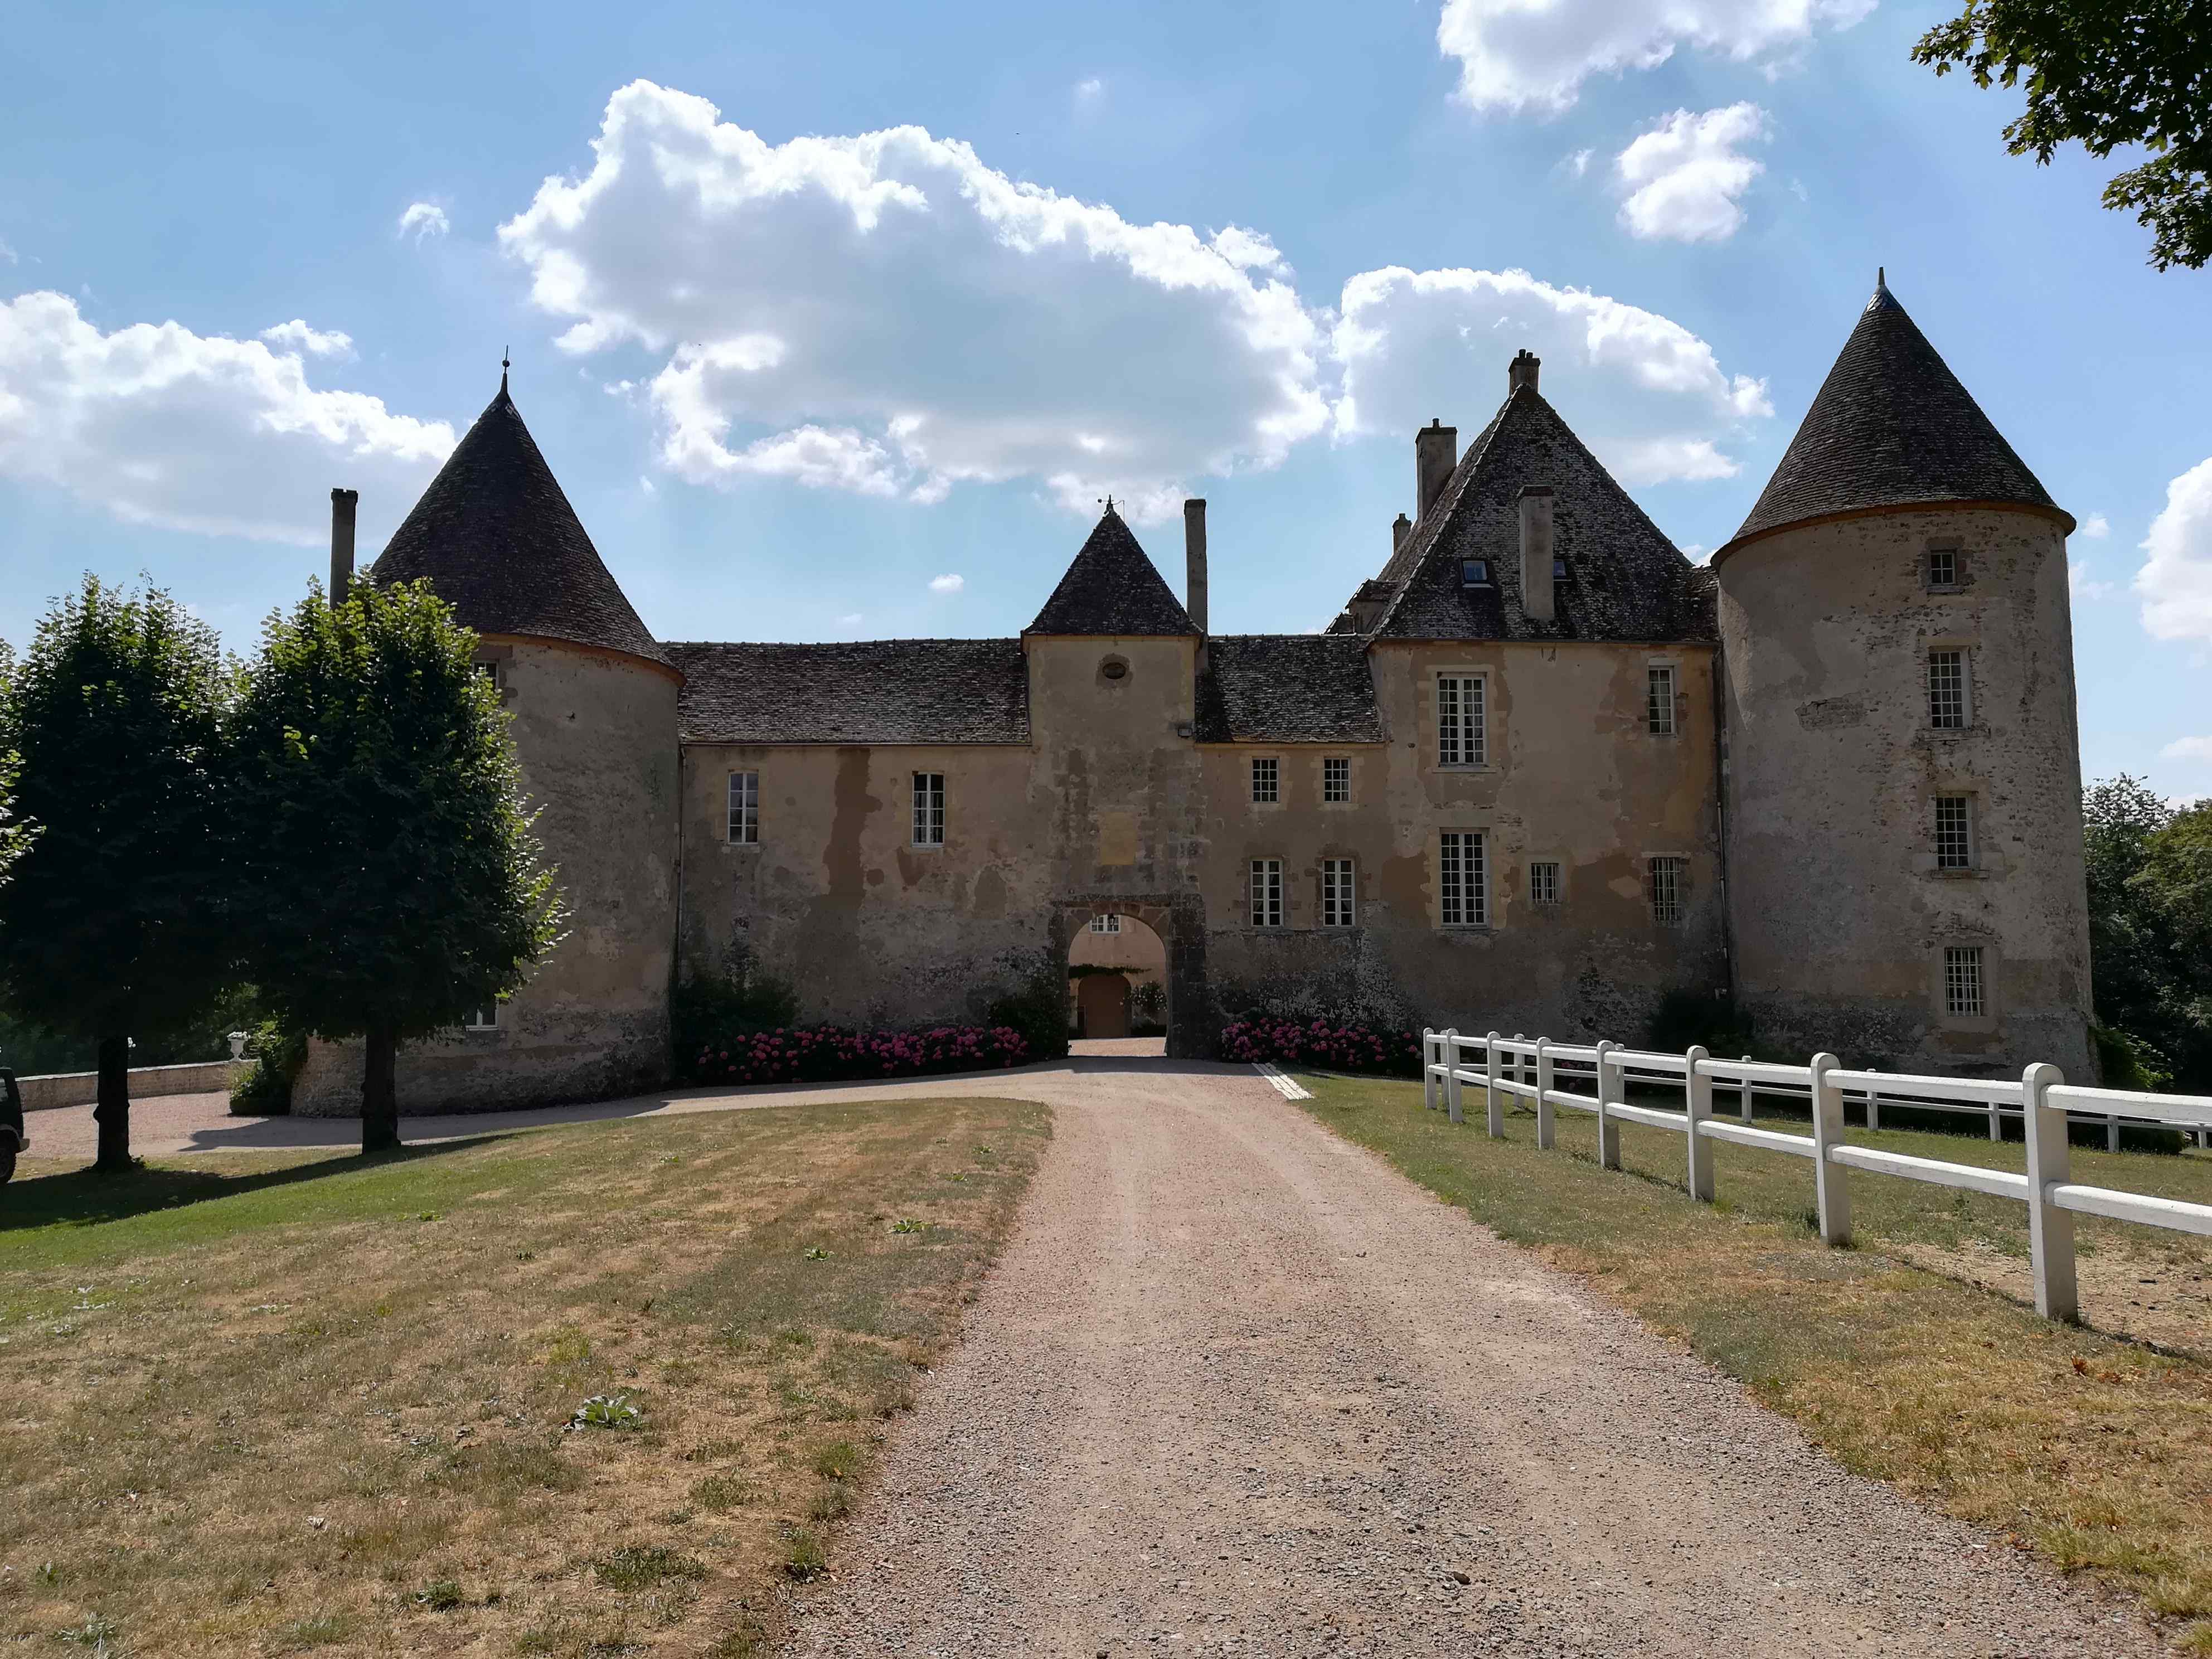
[
  {"left": 0, "top": 1095, "right": 1047, "bottom": 1656},
  {"left": 1294, "top": 1071, "right": 2212, "bottom": 1649}
]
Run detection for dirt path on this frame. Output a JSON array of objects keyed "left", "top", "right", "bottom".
[{"left": 782, "top": 1065, "right": 2158, "bottom": 1657}]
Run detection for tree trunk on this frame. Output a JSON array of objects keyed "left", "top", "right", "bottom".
[
  {"left": 93, "top": 1034, "right": 134, "bottom": 1172},
  {"left": 361, "top": 1020, "right": 401, "bottom": 1153}
]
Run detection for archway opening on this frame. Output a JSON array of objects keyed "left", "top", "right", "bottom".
[{"left": 1066, "top": 908, "right": 1170, "bottom": 1049}]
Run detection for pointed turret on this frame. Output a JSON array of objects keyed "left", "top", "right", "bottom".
[
  {"left": 374, "top": 382, "right": 668, "bottom": 666},
  {"left": 1026, "top": 508, "right": 1197, "bottom": 636},
  {"left": 1720, "top": 276, "right": 2069, "bottom": 557}
]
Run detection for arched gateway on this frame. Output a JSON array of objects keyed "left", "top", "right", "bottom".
[{"left": 1051, "top": 897, "right": 1210, "bottom": 1059}]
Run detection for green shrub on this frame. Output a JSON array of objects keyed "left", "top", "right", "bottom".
[
  {"left": 673, "top": 969, "right": 799, "bottom": 1057},
  {"left": 987, "top": 975, "right": 1070, "bottom": 1063},
  {"left": 230, "top": 1018, "right": 307, "bottom": 1116},
  {"left": 1644, "top": 988, "right": 1759, "bottom": 1059}
]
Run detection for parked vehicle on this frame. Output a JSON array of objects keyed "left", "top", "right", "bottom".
[{"left": 0, "top": 1069, "right": 23, "bottom": 1185}]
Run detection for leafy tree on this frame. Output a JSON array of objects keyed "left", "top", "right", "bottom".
[
  {"left": 0, "top": 578, "right": 234, "bottom": 1170},
  {"left": 1914, "top": 2, "right": 2212, "bottom": 270},
  {"left": 228, "top": 580, "right": 563, "bottom": 1152},
  {"left": 2081, "top": 775, "right": 2212, "bottom": 1090},
  {"left": 0, "top": 642, "right": 31, "bottom": 896}
]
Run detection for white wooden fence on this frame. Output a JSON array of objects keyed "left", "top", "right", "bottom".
[{"left": 1419, "top": 1029, "right": 2212, "bottom": 1323}]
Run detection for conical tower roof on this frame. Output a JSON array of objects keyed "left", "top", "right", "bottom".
[
  {"left": 1026, "top": 508, "right": 1197, "bottom": 636},
  {"left": 373, "top": 380, "right": 668, "bottom": 667},
  {"left": 1721, "top": 277, "right": 2067, "bottom": 557}
]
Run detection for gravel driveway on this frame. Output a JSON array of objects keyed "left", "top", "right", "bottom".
[{"left": 783, "top": 1061, "right": 2158, "bottom": 1657}]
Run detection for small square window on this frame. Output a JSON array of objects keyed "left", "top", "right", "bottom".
[
  {"left": 1648, "top": 856, "right": 1685, "bottom": 926},
  {"left": 464, "top": 1002, "right": 499, "bottom": 1031},
  {"left": 1934, "top": 795, "right": 1973, "bottom": 870},
  {"left": 1461, "top": 558, "right": 1492, "bottom": 587},
  {"left": 1251, "top": 756, "right": 1280, "bottom": 803},
  {"left": 1927, "top": 650, "right": 1970, "bottom": 730},
  {"left": 1249, "top": 859, "right": 1284, "bottom": 928},
  {"left": 1321, "top": 858, "right": 1356, "bottom": 928},
  {"left": 1646, "top": 665, "right": 1677, "bottom": 736},
  {"left": 727, "top": 770, "right": 759, "bottom": 845},
  {"left": 1089, "top": 913, "right": 1122, "bottom": 934},
  {"left": 1529, "top": 860, "right": 1560, "bottom": 906},
  {"left": 1927, "top": 545, "right": 1959, "bottom": 590},
  {"left": 911, "top": 772, "right": 946, "bottom": 846},
  {"left": 1552, "top": 556, "right": 1568, "bottom": 580},
  {"left": 474, "top": 661, "right": 502, "bottom": 690},
  {"left": 1439, "top": 831, "right": 1488, "bottom": 928},
  {"left": 1944, "top": 945, "right": 1985, "bottom": 1016},
  {"left": 1322, "top": 756, "right": 1350, "bottom": 803}
]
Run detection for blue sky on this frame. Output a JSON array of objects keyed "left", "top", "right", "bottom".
[{"left": 3, "top": 0, "right": 2208, "bottom": 795}]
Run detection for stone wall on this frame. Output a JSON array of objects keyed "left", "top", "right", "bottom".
[{"left": 17, "top": 1060, "right": 251, "bottom": 1112}]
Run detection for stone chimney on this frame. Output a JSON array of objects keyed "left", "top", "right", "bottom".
[
  {"left": 1415, "top": 420, "right": 1457, "bottom": 520},
  {"left": 1391, "top": 512, "right": 1411, "bottom": 551},
  {"left": 1183, "top": 497, "right": 1209, "bottom": 635},
  {"left": 1508, "top": 350, "right": 1541, "bottom": 394},
  {"left": 1519, "top": 485, "right": 1555, "bottom": 622},
  {"left": 329, "top": 487, "right": 358, "bottom": 604}
]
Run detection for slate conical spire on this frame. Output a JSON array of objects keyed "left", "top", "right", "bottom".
[
  {"left": 1723, "top": 278, "right": 2067, "bottom": 555},
  {"left": 1026, "top": 507, "right": 1197, "bottom": 636},
  {"left": 373, "top": 380, "right": 668, "bottom": 666}
]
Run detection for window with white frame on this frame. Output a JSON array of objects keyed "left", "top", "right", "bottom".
[
  {"left": 1251, "top": 756, "right": 1280, "bottom": 803},
  {"left": 1927, "top": 650, "right": 1970, "bottom": 730},
  {"left": 1438, "top": 830, "right": 1487, "bottom": 928},
  {"left": 1934, "top": 795, "right": 1974, "bottom": 870},
  {"left": 1437, "top": 673, "right": 1486, "bottom": 768},
  {"left": 1646, "top": 665, "right": 1677, "bottom": 736},
  {"left": 1321, "top": 858, "right": 1356, "bottom": 928},
  {"left": 1927, "top": 544, "right": 1960, "bottom": 590},
  {"left": 1529, "top": 859, "right": 1561, "bottom": 906},
  {"left": 727, "top": 770, "right": 759, "bottom": 845},
  {"left": 1322, "top": 756, "right": 1350, "bottom": 803},
  {"left": 911, "top": 772, "right": 946, "bottom": 846},
  {"left": 465, "top": 1002, "right": 499, "bottom": 1031},
  {"left": 1944, "top": 945, "right": 1985, "bottom": 1016},
  {"left": 1648, "top": 856, "right": 1685, "bottom": 926},
  {"left": 1249, "top": 859, "right": 1284, "bottom": 928},
  {"left": 1089, "top": 913, "right": 1122, "bottom": 934}
]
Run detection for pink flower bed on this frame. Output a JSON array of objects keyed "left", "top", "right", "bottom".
[
  {"left": 1220, "top": 1015, "right": 1423, "bottom": 1077},
  {"left": 688, "top": 1023, "right": 1031, "bottom": 1086}
]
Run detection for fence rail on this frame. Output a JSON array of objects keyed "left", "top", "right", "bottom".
[{"left": 1419, "top": 1027, "right": 2212, "bottom": 1322}]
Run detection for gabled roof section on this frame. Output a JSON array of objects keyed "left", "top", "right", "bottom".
[
  {"left": 667, "top": 639, "right": 1030, "bottom": 745},
  {"left": 1026, "top": 508, "right": 1197, "bottom": 636},
  {"left": 1361, "top": 389, "right": 1713, "bottom": 644},
  {"left": 1194, "top": 635, "right": 1386, "bottom": 744},
  {"left": 1723, "top": 278, "right": 2067, "bottom": 555},
  {"left": 373, "top": 381, "right": 668, "bottom": 667}
]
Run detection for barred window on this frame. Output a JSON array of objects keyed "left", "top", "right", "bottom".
[
  {"left": 1944, "top": 945, "right": 1985, "bottom": 1016},
  {"left": 465, "top": 1002, "right": 499, "bottom": 1031},
  {"left": 1927, "top": 545, "right": 1959, "bottom": 589},
  {"left": 1089, "top": 913, "right": 1121, "bottom": 934},
  {"left": 727, "top": 770, "right": 759, "bottom": 845},
  {"left": 1251, "top": 756, "right": 1279, "bottom": 803},
  {"left": 1439, "top": 831, "right": 1487, "bottom": 928},
  {"left": 1648, "top": 856, "right": 1685, "bottom": 926},
  {"left": 1529, "top": 860, "right": 1561, "bottom": 906},
  {"left": 1322, "top": 858, "right": 1356, "bottom": 928},
  {"left": 1927, "top": 650, "right": 1969, "bottom": 730},
  {"left": 1437, "top": 674, "right": 1486, "bottom": 768},
  {"left": 1934, "top": 796, "right": 1973, "bottom": 870},
  {"left": 1249, "top": 859, "right": 1284, "bottom": 928},
  {"left": 1646, "top": 665, "right": 1677, "bottom": 736},
  {"left": 1322, "top": 756, "right": 1351, "bottom": 803},
  {"left": 911, "top": 772, "right": 946, "bottom": 846}
]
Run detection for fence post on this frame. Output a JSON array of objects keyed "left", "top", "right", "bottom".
[
  {"left": 1534, "top": 1038, "right": 1555, "bottom": 1151},
  {"left": 1422, "top": 1029, "right": 1438, "bottom": 1111},
  {"left": 1739, "top": 1055, "right": 1754, "bottom": 1123},
  {"left": 1988, "top": 1092, "right": 2001, "bottom": 1142},
  {"left": 1865, "top": 1069, "right": 1880, "bottom": 1133},
  {"left": 1594, "top": 1040, "right": 1621, "bottom": 1170},
  {"left": 2023, "top": 1063, "right": 2079, "bottom": 1322},
  {"left": 1684, "top": 1044, "right": 1715, "bottom": 1202},
  {"left": 2107, "top": 1113, "right": 2121, "bottom": 1154},
  {"left": 1485, "top": 1032, "right": 1504, "bottom": 1138},
  {"left": 1441, "top": 1029, "right": 1462, "bottom": 1123},
  {"left": 1809, "top": 1052, "right": 1851, "bottom": 1246}
]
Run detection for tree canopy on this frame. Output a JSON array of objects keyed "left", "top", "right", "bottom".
[
  {"left": 1915, "top": 1, "right": 2212, "bottom": 270},
  {"left": 2082, "top": 775, "right": 2212, "bottom": 1089},
  {"left": 227, "top": 580, "right": 564, "bottom": 1150}
]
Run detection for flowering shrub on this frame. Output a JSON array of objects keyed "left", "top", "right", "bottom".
[
  {"left": 1219, "top": 1014, "right": 1423, "bottom": 1077},
  {"left": 688, "top": 1022, "right": 1030, "bottom": 1086}
]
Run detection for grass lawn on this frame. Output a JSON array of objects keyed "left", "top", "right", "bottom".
[
  {"left": 1294, "top": 1070, "right": 2212, "bottom": 1651},
  {"left": 0, "top": 1097, "right": 1048, "bottom": 1657}
]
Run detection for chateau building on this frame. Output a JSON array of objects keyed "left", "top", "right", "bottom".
[{"left": 291, "top": 279, "right": 2094, "bottom": 1113}]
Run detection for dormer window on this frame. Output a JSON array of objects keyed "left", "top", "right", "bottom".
[
  {"left": 1553, "top": 556, "right": 1568, "bottom": 580},
  {"left": 1461, "top": 558, "right": 1492, "bottom": 588}
]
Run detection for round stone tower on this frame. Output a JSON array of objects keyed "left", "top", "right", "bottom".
[
  {"left": 1714, "top": 277, "right": 2092, "bottom": 1078},
  {"left": 294, "top": 376, "right": 680, "bottom": 1114}
]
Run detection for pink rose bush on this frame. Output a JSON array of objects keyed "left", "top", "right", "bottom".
[
  {"left": 1219, "top": 1015, "right": 1423, "bottom": 1077},
  {"left": 689, "top": 1023, "right": 1030, "bottom": 1086}
]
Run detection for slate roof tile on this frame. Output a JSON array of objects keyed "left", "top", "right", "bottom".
[
  {"left": 1027, "top": 510, "right": 1197, "bottom": 636},
  {"left": 667, "top": 639, "right": 1031, "bottom": 745},
  {"left": 1194, "top": 635, "right": 1387, "bottom": 744}
]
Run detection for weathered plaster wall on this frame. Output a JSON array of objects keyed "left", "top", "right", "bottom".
[
  {"left": 296, "top": 638, "right": 680, "bottom": 1115},
  {"left": 1718, "top": 507, "right": 2093, "bottom": 1076}
]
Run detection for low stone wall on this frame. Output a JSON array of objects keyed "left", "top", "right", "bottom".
[{"left": 15, "top": 1060, "right": 251, "bottom": 1112}]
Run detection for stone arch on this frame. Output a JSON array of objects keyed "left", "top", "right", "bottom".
[{"left": 1050, "top": 894, "right": 1211, "bottom": 1058}]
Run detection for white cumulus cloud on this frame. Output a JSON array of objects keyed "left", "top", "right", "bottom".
[
  {"left": 1331, "top": 265, "right": 1771, "bottom": 484},
  {"left": 496, "top": 81, "right": 1328, "bottom": 521},
  {"left": 2137, "top": 456, "right": 2212, "bottom": 642},
  {"left": 1438, "top": 0, "right": 1875, "bottom": 115},
  {"left": 259, "top": 319, "right": 355, "bottom": 358},
  {"left": 0, "top": 290, "right": 453, "bottom": 545},
  {"left": 397, "top": 202, "right": 450, "bottom": 240},
  {"left": 929, "top": 573, "right": 965, "bottom": 593},
  {"left": 1616, "top": 104, "right": 1769, "bottom": 242},
  {"left": 2069, "top": 561, "right": 2114, "bottom": 603},
  {"left": 2161, "top": 736, "right": 2212, "bottom": 763},
  {"left": 2080, "top": 511, "right": 2109, "bottom": 538}
]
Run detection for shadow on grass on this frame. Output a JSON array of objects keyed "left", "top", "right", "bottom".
[{"left": 1, "top": 1135, "right": 511, "bottom": 1233}]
